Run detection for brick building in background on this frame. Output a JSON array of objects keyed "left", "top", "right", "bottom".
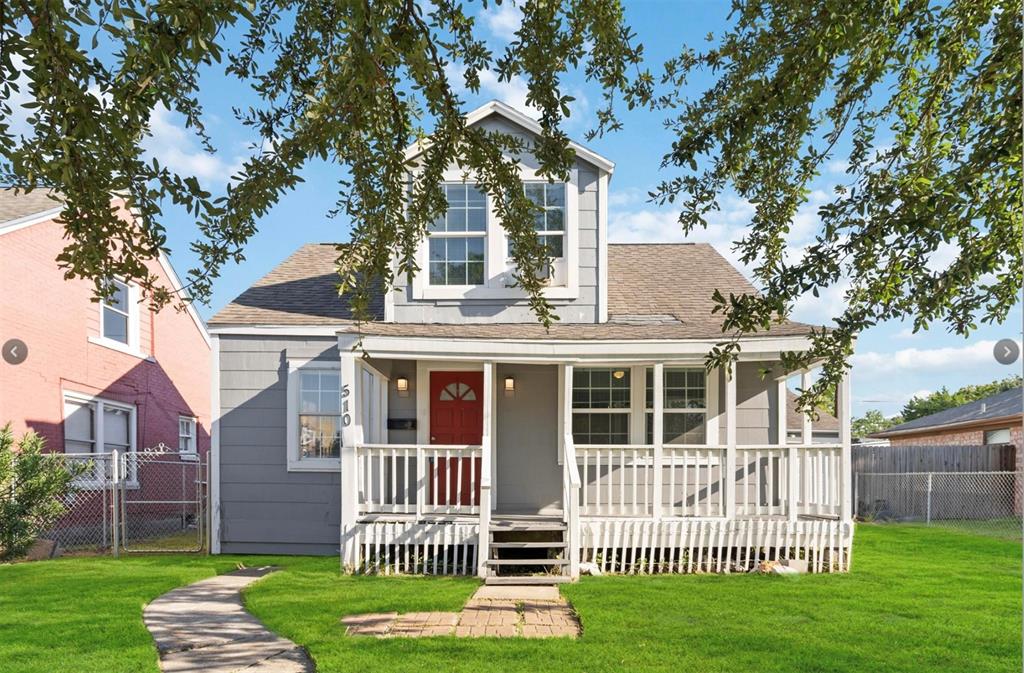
[{"left": 0, "top": 189, "right": 211, "bottom": 462}]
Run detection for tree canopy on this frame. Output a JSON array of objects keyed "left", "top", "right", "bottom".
[
  {"left": 851, "top": 409, "right": 903, "bottom": 439},
  {"left": 2, "top": 0, "right": 1020, "bottom": 407},
  {"left": 901, "top": 375, "right": 1022, "bottom": 421}
]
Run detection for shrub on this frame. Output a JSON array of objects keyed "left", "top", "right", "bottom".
[{"left": 0, "top": 424, "right": 83, "bottom": 561}]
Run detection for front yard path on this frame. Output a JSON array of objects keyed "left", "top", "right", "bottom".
[{"left": 143, "top": 566, "right": 312, "bottom": 672}]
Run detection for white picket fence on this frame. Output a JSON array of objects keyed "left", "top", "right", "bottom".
[
  {"left": 579, "top": 518, "right": 853, "bottom": 574},
  {"left": 354, "top": 520, "right": 480, "bottom": 575}
]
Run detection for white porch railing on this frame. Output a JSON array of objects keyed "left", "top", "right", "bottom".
[
  {"left": 576, "top": 443, "right": 841, "bottom": 519},
  {"left": 356, "top": 443, "right": 482, "bottom": 516},
  {"left": 562, "top": 433, "right": 582, "bottom": 576}
]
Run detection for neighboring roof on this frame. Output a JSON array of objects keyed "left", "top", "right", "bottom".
[
  {"left": 404, "top": 100, "right": 615, "bottom": 174},
  {"left": 0, "top": 188, "right": 62, "bottom": 227},
  {"left": 872, "top": 388, "right": 1023, "bottom": 438},
  {"left": 210, "top": 243, "right": 385, "bottom": 326},
  {"left": 209, "top": 242, "right": 816, "bottom": 342},
  {"left": 786, "top": 390, "right": 839, "bottom": 433},
  {"left": 0, "top": 188, "right": 210, "bottom": 346}
]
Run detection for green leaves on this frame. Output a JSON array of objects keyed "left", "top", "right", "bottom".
[
  {"left": 655, "top": 0, "right": 1022, "bottom": 406},
  {"left": 1, "top": 0, "right": 649, "bottom": 327}
]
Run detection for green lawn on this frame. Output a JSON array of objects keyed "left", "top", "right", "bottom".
[{"left": 0, "top": 525, "right": 1020, "bottom": 673}]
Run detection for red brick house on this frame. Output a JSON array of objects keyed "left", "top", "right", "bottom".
[
  {"left": 871, "top": 387, "right": 1023, "bottom": 468},
  {"left": 0, "top": 189, "right": 211, "bottom": 465}
]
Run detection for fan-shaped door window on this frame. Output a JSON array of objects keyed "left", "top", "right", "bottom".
[{"left": 438, "top": 382, "right": 477, "bottom": 402}]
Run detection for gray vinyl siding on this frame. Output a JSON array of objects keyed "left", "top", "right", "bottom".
[
  {"left": 218, "top": 335, "right": 341, "bottom": 555},
  {"left": 391, "top": 116, "right": 603, "bottom": 324},
  {"left": 718, "top": 362, "right": 782, "bottom": 445}
]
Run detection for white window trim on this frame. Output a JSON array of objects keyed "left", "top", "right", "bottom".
[
  {"left": 411, "top": 165, "right": 580, "bottom": 301},
  {"left": 569, "top": 366, "right": 633, "bottom": 446},
  {"left": 286, "top": 359, "right": 343, "bottom": 472},
  {"left": 178, "top": 415, "right": 198, "bottom": 461},
  {"left": 92, "top": 279, "right": 145, "bottom": 358},
  {"left": 644, "top": 366, "right": 710, "bottom": 456},
  {"left": 62, "top": 390, "right": 138, "bottom": 488}
]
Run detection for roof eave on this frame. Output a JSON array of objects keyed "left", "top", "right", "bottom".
[
  {"left": 403, "top": 100, "right": 616, "bottom": 174},
  {"left": 870, "top": 412, "right": 1023, "bottom": 439}
]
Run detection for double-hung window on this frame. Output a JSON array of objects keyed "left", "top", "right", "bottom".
[
  {"left": 645, "top": 367, "right": 707, "bottom": 445},
  {"left": 298, "top": 370, "right": 342, "bottom": 460},
  {"left": 429, "top": 183, "right": 486, "bottom": 285},
  {"left": 178, "top": 416, "right": 197, "bottom": 456},
  {"left": 571, "top": 367, "right": 631, "bottom": 445},
  {"left": 63, "top": 393, "right": 136, "bottom": 484},
  {"left": 100, "top": 279, "right": 131, "bottom": 345},
  {"left": 522, "top": 182, "right": 566, "bottom": 258}
]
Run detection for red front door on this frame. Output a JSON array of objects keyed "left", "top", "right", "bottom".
[{"left": 429, "top": 371, "right": 483, "bottom": 507}]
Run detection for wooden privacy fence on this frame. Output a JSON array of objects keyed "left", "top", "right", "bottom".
[{"left": 852, "top": 443, "right": 1016, "bottom": 474}]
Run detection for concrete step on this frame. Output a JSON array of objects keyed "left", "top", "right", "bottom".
[
  {"left": 490, "top": 541, "right": 567, "bottom": 549},
  {"left": 484, "top": 575, "right": 572, "bottom": 586},
  {"left": 485, "top": 558, "right": 568, "bottom": 566}
]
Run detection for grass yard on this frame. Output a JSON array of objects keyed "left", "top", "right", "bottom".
[{"left": 0, "top": 525, "right": 1019, "bottom": 673}]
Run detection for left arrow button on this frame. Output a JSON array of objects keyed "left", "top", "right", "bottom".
[{"left": 2, "top": 339, "right": 27, "bottom": 365}]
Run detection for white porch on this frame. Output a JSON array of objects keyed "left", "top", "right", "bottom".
[{"left": 337, "top": 338, "right": 854, "bottom": 580}]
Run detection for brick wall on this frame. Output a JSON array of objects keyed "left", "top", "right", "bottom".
[{"left": 0, "top": 202, "right": 211, "bottom": 456}]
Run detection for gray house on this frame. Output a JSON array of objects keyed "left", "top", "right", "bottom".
[{"left": 208, "top": 101, "right": 854, "bottom": 581}]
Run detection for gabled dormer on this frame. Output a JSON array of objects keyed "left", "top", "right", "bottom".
[{"left": 388, "top": 101, "right": 613, "bottom": 325}]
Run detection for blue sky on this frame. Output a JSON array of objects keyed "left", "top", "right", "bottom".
[{"left": 132, "top": 0, "right": 1022, "bottom": 418}]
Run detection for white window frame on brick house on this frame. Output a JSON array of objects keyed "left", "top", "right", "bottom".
[
  {"left": 984, "top": 427, "right": 1012, "bottom": 444},
  {"left": 89, "top": 278, "right": 145, "bottom": 358},
  {"left": 62, "top": 391, "right": 138, "bottom": 487},
  {"left": 178, "top": 415, "right": 198, "bottom": 460},
  {"left": 411, "top": 164, "right": 579, "bottom": 301}
]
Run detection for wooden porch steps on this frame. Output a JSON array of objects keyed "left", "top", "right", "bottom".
[
  {"left": 486, "top": 557, "right": 568, "bottom": 566},
  {"left": 484, "top": 575, "right": 572, "bottom": 586},
  {"left": 490, "top": 541, "right": 567, "bottom": 549},
  {"left": 486, "top": 515, "right": 570, "bottom": 582}
]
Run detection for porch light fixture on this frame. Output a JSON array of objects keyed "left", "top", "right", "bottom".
[
  {"left": 395, "top": 376, "right": 410, "bottom": 397},
  {"left": 504, "top": 376, "right": 515, "bottom": 397},
  {"left": 612, "top": 369, "right": 626, "bottom": 380}
]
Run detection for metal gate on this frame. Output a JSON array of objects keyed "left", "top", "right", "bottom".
[{"left": 118, "top": 449, "right": 208, "bottom": 552}]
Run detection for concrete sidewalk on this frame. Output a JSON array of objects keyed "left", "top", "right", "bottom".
[{"left": 143, "top": 566, "right": 313, "bottom": 673}]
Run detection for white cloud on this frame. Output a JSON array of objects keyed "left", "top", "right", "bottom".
[
  {"left": 894, "top": 326, "right": 921, "bottom": 339},
  {"left": 4, "top": 55, "right": 35, "bottom": 139},
  {"left": 852, "top": 340, "right": 1021, "bottom": 379},
  {"left": 144, "top": 104, "right": 244, "bottom": 183},
  {"left": 480, "top": 1, "right": 522, "bottom": 42},
  {"left": 446, "top": 62, "right": 590, "bottom": 126}
]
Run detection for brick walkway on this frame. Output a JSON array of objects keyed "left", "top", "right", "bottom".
[{"left": 342, "top": 585, "right": 580, "bottom": 639}]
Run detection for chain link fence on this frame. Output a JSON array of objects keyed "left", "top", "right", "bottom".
[
  {"left": 40, "top": 449, "right": 208, "bottom": 555},
  {"left": 855, "top": 471, "right": 1022, "bottom": 540}
]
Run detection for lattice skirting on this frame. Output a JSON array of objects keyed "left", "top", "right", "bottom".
[
  {"left": 580, "top": 519, "right": 854, "bottom": 574},
  {"left": 354, "top": 521, "right": 480, "bottom": 575}
]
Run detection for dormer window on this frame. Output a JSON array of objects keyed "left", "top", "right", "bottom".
[
  {"left": 523, "top": 182, "right": 565, "bottom": 258},
  {"left": 410, "top": 166, "right": 580, "bottom": 302},
  {"left": 428, "top": 184, "right": 487, "bottom": 286}
]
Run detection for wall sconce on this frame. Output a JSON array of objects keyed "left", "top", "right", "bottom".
[
  {"left": 612, "top": 369, "right": 626, "bottom": 380},
  {"left": 395, "top": 376, "right": 410, "bottom": 397},
  {"left": 504, "top": 376, "right": 515, "bottom": 397}
]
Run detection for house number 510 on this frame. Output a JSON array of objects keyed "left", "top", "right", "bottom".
[{"left": 341, "top": 384, "right": 351, "bottom": 426}]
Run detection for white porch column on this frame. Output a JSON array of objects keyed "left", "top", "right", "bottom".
[
  {"left": 652, "top": 363, "right": 664, "bottom": 521},
  {"left": 724, "top": 365, "right": 737, "bottom": 519},
  {"left": 339, "top": 353, "right": 361, "bottom": 571},
  {"left": 781, "top": 377, "right": 798, "bottom": 522},
  {"left": 478, "top": 361, "right": 494, "bottom": 578},
  {"left": 839, "top": 369, "right": 853, "bottom": 522},
  {"left": 800, "top": 370, "right": 813, "bottom": 444}
]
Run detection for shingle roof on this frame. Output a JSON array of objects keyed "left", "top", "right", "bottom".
[
  {"left": 872, "top": 388, "right": 1023, "bottom": 437},
  {"left": 210, "top": 244, "right": 385, "bottom": 325},
  {"left": 0, "top": 188, "right": 62, "bottom": 224},
  {"left": 786, "top": 390, "right": 840, "bottom": 432},
  {"left": 209, "top": 242, "right": 816, "bottom": 341}
]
